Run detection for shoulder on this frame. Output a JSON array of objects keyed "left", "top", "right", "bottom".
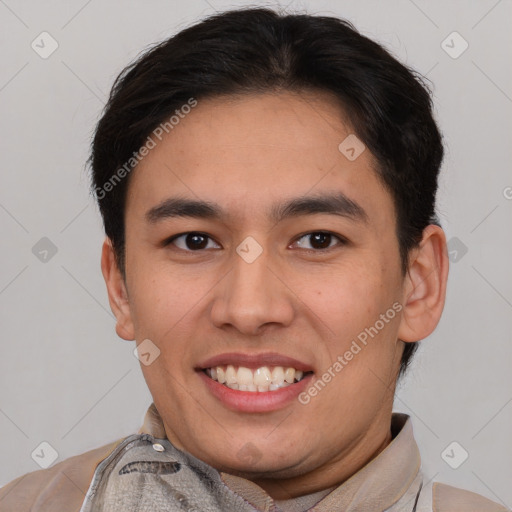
[
  {"left": 430, "top": 482, "right": 509, "bottom": 512},
  {"left": 0, "top": 437, "right": 126, "bottom": 512}
]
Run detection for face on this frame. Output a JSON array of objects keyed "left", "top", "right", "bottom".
[{"left": 103, "top": 90, "right": 447, "bottom": 496}]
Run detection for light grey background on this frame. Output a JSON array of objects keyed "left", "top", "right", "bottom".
[{"left": 1, "top": 0, "right": 511, "bottom": 507}]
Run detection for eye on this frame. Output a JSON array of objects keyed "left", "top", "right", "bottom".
[
  {"left": 163, "top": 230, "right": 347, "bottom": 253},
  {"left": 164, "top": 232, "right": 220, "bottom": 251},
  {"left": 291, "top": 231, "right": 346, "bottom": 252}
]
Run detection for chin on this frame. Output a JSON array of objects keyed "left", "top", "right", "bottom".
[
  {"left": 206, "top": 448, "right": 306, "bottom": 479},
  {"left": 221, "top": 461, "right": 302, "bottom": 480}
]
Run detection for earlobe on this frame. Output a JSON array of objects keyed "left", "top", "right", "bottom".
[
  {"left": 397, "top": 225, "right": 449, "bottom": 343},
  {"left": 100, "top": 237, "right": 135, "bottom": 341}
]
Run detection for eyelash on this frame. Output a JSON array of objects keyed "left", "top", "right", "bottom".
[{"left": 163, "top": 231, "right": 348, "bottom": 254}]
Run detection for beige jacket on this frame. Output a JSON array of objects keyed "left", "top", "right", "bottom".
[{"left": 0, "top": 403, "right": 508, "bottom": 511}]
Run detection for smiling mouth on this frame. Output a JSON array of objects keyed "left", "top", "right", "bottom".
[{"left": 203, "top": 364, "right": 313, "bottom": 392}]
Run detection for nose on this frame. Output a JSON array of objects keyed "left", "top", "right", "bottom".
[{"left": 210, "top": 245, "right": 295, "bottom": 336}]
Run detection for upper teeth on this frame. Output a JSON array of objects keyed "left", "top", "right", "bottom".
[{"left": 205, "top": 365, "right": 305, "bottom": 392}]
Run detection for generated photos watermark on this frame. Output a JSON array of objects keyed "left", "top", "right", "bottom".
[
  {"left": 298, "top": 301, "right": 403, "bottom": 405},
  {"left": 94, "top": 97, "right": 198, "bottom": 200}
]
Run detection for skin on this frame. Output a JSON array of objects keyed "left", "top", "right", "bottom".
[{"left": 101, "top": 90, "right": 448, "bottom": 499}]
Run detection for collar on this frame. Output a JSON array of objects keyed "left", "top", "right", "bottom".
[{"left": 138, "top": 403, "right": 421, "bottom": 511}]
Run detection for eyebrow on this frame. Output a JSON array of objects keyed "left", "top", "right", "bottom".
[{"left": 145, "top": 192, "right": 368, "bottom": 225}]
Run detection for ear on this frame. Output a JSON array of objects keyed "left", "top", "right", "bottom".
[
  {"left": 101, "top": 237, "right": 135, "bottom": 341},
  {"left": 397, "top": 224, "right": 449, "bottom": 343}
]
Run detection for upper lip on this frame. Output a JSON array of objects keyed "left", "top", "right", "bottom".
[{"left": 197, "top": 352, "right": 314, "bottom": 372}]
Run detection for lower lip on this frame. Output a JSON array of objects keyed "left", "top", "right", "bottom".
[{"left": 198, "top": 370, "right": 314, "bottom": 413}]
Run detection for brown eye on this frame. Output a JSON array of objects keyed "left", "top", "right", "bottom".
[
  {"left": 166, "top": 232, "right": 220, "bottom": 251},
  {"left": 293, "top": 231, "right": 345, "bottom": 251}
]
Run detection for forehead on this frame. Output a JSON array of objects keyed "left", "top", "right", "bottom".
[{"left": 126, "top": 91, "right": 395, "bottom": 229}]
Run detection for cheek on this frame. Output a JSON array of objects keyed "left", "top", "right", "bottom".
[
  {"left": 304, "top": 260, "right": 387, "bottom": 319},
  {"left": 126, "top": 261, "right": 179, "bottom": 337},
  {"left": 298, "top": 259, "right": 400, "bottom": 356},
  {"left": 127, "top": 259, "right": 220, "bottom": 349}
]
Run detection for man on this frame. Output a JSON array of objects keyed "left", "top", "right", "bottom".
[{"left": 1, "top": 6, "right": 508, "bottom": 511}]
